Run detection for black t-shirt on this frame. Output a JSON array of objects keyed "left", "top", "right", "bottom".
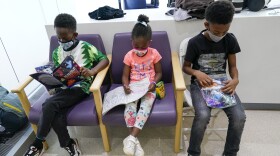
[{"left": 184, "top": 30, "right": 241, "bottom": 82}]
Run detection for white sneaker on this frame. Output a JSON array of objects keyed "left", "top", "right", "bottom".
[
  {"left": 135, "top": 138, "right": 144, "bottom": 156},
  {"left": 123, "top": 135, "right": 137, "bottom": 156}
]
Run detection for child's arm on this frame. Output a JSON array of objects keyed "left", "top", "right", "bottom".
[
  {"left": 182, "top": 61, "right": 213, "bottom": 87},
  {"left": 221, "top": 54, "right": 239, "bottom": 95},
  {"left": 80, "top": 58, "right": 109, "bottom": 77},
  {"left": 122, "top": 64, "right": 131, "bottom": 94},
  {"left": 148, "top": 61, "right": 162, "bottom": 92}
]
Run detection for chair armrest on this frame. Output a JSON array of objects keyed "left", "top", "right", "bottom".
[
  {"left": 171, "top": 52, "right": 186, "bottom": 91},
  {"left": 172, "top": 52, "right": 186, "bottom": 153},
  {"left": 11, "top": 76, "right": 34, "bottom": 93},
  {"left": 11, "top": 76, "right": 34, "bottom": 117},
  {"left": 90, "top": 54, "right": 112, "bottom": 92}
]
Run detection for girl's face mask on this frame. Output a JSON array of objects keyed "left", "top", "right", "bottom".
[{"left": 133, "top": 48, "right": 148, "bottom": 57}]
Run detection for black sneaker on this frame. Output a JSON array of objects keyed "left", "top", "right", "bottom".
[
  {"left": 64, "top": 138, "right": 81, "bottom": 156},
  {"left": 24, "top": 145, "right": 44, "bottom": 156}
]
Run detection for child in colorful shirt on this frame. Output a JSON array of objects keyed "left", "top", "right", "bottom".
[
  {"left": 122, "top": 14, "right": 162, "bottom": 156},
  {"left": 24, "top": 13, "right": 109, "bottom": 156}
]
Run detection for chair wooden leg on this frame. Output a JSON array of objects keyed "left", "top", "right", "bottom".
[
  {"left": 43, "top": 141, "right": 49, "bottom": 150},
  {"left": 92, "top": 91, "right": 111, "bottom": 152},
  {"left": 99, "top": 123, "right": 110, "bottom": 152},
  {"left": 174, "top": 90, "right": 184, "bottom": 153}
]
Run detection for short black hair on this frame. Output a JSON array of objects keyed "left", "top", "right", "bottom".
[
  {"left": 205, "top": 1, "right": 235, "bottom": 24},
  {"left": 132, "top": 14, "right": 152, "bottom": 40},
  {"left": 54, "top": 13, "right": 77, "bottom": 31}
]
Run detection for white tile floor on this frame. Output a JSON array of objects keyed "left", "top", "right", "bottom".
[{"left": 40, "top": 110, "right": 280, "bottom": 156}]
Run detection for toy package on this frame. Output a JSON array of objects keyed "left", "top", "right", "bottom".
[{"left": 198, "top": 79, "right": 237, "bottom": 108}]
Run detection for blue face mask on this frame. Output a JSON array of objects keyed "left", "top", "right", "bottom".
[{"left": 58, "top": 40, "right": 75, "bottom": 51}]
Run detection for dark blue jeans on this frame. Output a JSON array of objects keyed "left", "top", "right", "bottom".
[{"left": 187, "top": 84, "right": 246, "bottom": 156}]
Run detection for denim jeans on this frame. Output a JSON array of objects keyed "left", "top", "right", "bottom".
[{"left": 187, "top": 84, "right": 246, "bottom": 156}]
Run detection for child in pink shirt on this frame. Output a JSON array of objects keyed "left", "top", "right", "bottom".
[{"left": 122, "top": 14, "right": 162, "bottom": 156}]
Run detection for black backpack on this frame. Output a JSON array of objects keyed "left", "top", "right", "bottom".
[
  {"left": 244, "top": 0, "right": 271, "bottom": 12},
  {"left": 88, "top": 6, "right": 126, "bottom": 20}
]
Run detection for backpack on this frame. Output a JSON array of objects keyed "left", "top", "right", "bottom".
[
  {"left": 175, "top": 0, "right": 213, "bottom": 19},
  {"left": 175, "top": 0, "right": 213, "bottom": 10},
  {"left": 88, "top": 6, "right": 126, "bottom": 20},
  {"left": 0, "top": 86, "right": 26, "bottom": 118},
  {"left": 244, "top": 0, "right": 271, "bottom": 11}
]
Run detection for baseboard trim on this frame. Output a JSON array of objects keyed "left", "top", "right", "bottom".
[{"left": 243, "top": 103, "right": 280, "bottom": 110}]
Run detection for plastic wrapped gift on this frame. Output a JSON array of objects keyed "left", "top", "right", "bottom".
[{"left": 198, "top": 79, "right": 237, "bottom": 108}]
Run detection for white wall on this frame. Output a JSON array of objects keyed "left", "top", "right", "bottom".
[
  {"left": 0, "top": 38, "right": 19, "bottom": 90},
  {"left": 232, "top": 16, "right": 280, "bottom": 104},
  {"left": 0, "top": 0, "right": 49, "bottom": 93},
  {"left": 1, "top": 0, "right": 279, "bottom": 103},
  {"left": 45, "top": 8, "right": 280, "bottom": 104}
]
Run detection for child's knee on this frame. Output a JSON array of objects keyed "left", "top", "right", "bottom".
[
  {"left": 195, "top": 110, "right": 211, "bottom": 123},
  {"left": 42, "top": 101, "right": 57, "bottom": 112},
  {"left": 230, "top": 112, "right": 246, "bottom": 129}
]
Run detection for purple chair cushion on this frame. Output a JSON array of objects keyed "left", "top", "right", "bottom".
[
  {"left": 29, "top": 85, "right": 109, "bottom": 126},
  {"left": 49, "top": 34, "right": 106, "bottom": 61},
  {"left": 111, "top": 31, "right": 172, "bottom": 84},
  {"left": 102, "top": 83, "right": 176, "bottom": 126}
]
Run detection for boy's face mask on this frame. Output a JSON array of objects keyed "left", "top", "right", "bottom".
[
  {"left": 56, "top": 27, "right": 78, "bottom": 51},
  {"left": 133, "top": 48, "right": 148, "bottom": 57},
  {"left": 204, "top": 21, "right": 230, "bottom": 43},
  {"left": 207, "top": 30, "right": 227, "bottom": 43},
  {"left": 58, "top": 40, "right": 75, "bottom": 51}
]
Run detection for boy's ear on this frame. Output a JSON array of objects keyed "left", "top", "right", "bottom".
[
  {"left": 204, "top": 21, "right": 209, "bottom": 30},
  {"left": 73, "top": 32, "right": 78, "bottom": 38}
]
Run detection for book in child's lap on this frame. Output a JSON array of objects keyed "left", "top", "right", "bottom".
[
  {"left": 102, "top": 77, "right": 150, "bottom": 116},
  {"left": 30, "top": 56, "right": 81, "bottom": 90}
]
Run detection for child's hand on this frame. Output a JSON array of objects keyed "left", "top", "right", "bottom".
[
  {"left": 221, "top": 79, "right": 239, "bottom": 95},
  {"left": 148, "top": 83, "right": 156, "bottom": 92},
  {"left": 194, "top": 71, "right": 213, "bottom": 87},
  {"left": 80, "top": 67, "right": 95, "bottom": 77},
  {"left": 123, "top": 84, "right": 131, "bottom": 94}
]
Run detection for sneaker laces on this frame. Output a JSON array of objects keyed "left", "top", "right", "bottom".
[
  {"left": 126, "top": 139, "right": 135, "bottom": 148},
  {"left": 65, "top": 140, "right": 80, "bottom": 156},
  {"left": 25, "top": 146, "right": 40, "bottom": 156},
  {"left": 135, "top": 139, "right": 144, "bottom": 155},
  {"left": 65, "top": 146, "right": 74, "bottom": 155}
]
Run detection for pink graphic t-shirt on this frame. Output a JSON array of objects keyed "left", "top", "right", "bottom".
[{"left": 123, "top": 47, "right": 162, "bottom": 83}]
